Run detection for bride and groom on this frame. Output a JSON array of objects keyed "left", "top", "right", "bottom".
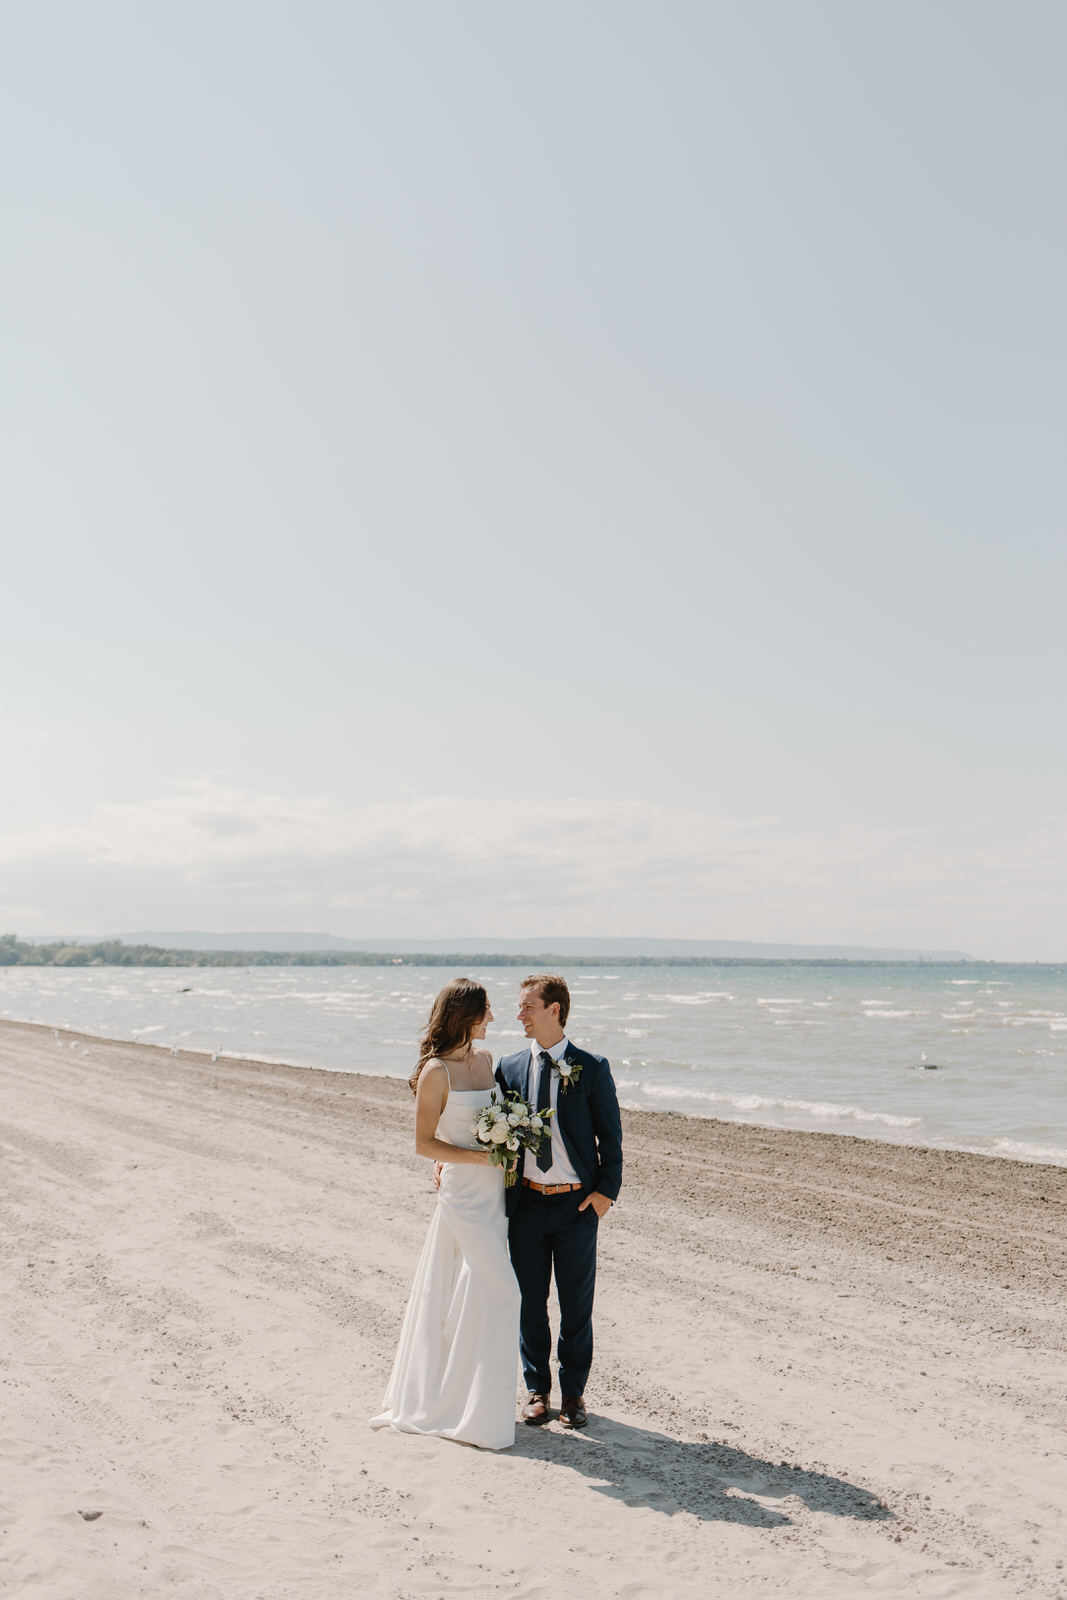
[{"left": 371, "top": 973, "right": 624, "bottom": 1450}]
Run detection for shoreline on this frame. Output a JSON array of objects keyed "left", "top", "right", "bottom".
[
  {"left": 3, "top": 1015, "right": 1066, "bottom": 1597},
  {"left": 7, "top": 1011, "right": 1066, "bottom": 1174}
]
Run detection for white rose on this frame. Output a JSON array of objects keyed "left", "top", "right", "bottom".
[
  {"left": 531, "top": 1116, "right": 543, "bottom": 1131},
  {"left": 490, "top": 1124, "right": 510, "bottom": 1143},
  {"left": 476, "top": 1128, "right": 491, "bottom": 1142},
  {"left": 507, "top": 1113, "right": 522, "bottom": 1126},
  {"left": 558, "top": 1061, "right": 572, "bottom": 1077},
  {"left": 506, "top": 1136, "right": 519, "bottom": 1151}
]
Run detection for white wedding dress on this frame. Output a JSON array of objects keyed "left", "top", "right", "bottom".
[{"left": 370, "top": 1083, "right": 521, "bottom": 1450}]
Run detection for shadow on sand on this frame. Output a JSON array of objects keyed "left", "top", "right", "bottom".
[{"left": 510, "top": 1411, "right": 892, "bottom": 1528}]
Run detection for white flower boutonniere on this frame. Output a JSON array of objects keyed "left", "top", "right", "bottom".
[{"left": 554, "top": 1051, "right": 584, "bottom": 1095}]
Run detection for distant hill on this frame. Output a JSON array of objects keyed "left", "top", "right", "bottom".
[{"left": 28, "top": 931, "right": 975, "bottom": 961}]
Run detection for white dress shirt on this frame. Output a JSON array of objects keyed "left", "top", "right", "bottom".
[{"left": 523, "top": 1036, "right": 581, "bottom": 1186}]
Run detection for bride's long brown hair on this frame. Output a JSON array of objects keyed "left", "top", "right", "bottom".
[{"left": 409, "top": 977, "right": 489, "bottom": 1094}]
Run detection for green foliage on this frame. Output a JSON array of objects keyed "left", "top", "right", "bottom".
[
  {"left": 0, "top": 934, "right": 1014, "bottom": 970},
  {"left": 53, "top": 946, "right": 91, "bottom": 965}
]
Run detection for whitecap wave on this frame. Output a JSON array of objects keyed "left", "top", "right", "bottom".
[
  {"left": 617, "top": 1080, "right": 921, "bottom": 1128},
  {"left": 967, "top": 1137, "right": 1067, "bottom": 1168}
]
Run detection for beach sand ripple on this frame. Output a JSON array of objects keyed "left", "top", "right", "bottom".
[{"left": 2, "top": 1018, "right": 1065, "bottom": 1597}]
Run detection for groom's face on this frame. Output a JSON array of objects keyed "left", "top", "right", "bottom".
[{"left": 518, "top": 986, "right": 562, "bottom": 1044}]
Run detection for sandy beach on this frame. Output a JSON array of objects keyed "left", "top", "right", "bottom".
[{"left": 2, "top": 1017, "right": 1066, "bottom": 1599}]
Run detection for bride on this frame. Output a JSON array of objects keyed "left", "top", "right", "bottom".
[{"left": 370, "top": 978, "right": 521, "bottom": 1450}]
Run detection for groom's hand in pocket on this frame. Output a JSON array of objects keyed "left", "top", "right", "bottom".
[{"left": 579, "top": 1191, "right": 612, "bottom": 1218}]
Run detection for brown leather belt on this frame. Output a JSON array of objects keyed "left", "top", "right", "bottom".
[{"left": 522, "top": 1177, "right": 583, "bottom": 1195}]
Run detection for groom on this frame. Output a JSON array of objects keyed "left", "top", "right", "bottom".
[{"left": 496, "top": 973, "right": 623, "bottom": 1429}]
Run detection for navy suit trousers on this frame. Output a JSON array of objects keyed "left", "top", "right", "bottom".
[{"left": 508, "top": 1189, "right": 598, "bottom": 1397}]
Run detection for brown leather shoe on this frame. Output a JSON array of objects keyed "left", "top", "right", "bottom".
[
  {"left": 558, "top": 1394, "right": 587, "bottom": 1429},
  {"left": 521, "top": 1391, "right": 551, "bottom": 1425}
]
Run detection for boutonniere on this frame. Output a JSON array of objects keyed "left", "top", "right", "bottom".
[{"left": 554, "top": 1051, "right": 583, "bottom": 1094}]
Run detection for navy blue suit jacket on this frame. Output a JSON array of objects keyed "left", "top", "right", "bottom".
[{"left": 495, "top": 1043, "right": 624, "bottom": 1218}]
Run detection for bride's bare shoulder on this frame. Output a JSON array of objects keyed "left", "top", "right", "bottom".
[
  {"left": 417, "top": 1058, "right": 449, "bottom": 1090},
  {"left": 474, "top": 1045, "right": 494, "bottom": 1069}
]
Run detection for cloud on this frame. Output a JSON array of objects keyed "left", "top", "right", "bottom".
[{"left": 1, "top": 780, "right": 1065, "bottom": 959}]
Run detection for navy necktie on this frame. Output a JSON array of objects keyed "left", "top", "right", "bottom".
[{"left": 536, "top": 1051, "right": 554, "bottom": 1172}]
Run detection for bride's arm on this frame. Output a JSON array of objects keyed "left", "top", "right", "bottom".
[{"left": 414, "top": 1062, "right": 490, "bottom": 1165}]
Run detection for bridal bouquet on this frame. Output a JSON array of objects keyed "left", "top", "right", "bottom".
[{"left": 471, "top": 1090, "right": 555, "bottom": 1187}]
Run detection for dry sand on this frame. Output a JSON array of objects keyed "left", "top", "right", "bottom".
[{"left": 2, "top": 1016, "right": 1066, "bottom": 1599}]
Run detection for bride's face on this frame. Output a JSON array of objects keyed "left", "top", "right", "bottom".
[{"left": 471, "top": 1002, "right": 493, "bottom": 1041}]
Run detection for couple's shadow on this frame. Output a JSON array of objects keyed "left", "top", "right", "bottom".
[{"left": 511, "top": 1413, "right": 892, "bottom": 1528}]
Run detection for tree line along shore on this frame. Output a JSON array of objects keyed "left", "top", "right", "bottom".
[{"left": 0, "top": 934, "right": 1024, "bottom": 970}]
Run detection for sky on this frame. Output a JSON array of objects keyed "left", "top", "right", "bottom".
[{"left": 2, "top": 2, "right": 1065, "bottom": 959}]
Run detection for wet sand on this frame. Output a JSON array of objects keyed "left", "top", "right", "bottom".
[{"left": 2, "top": 1017, "right": 1066, "bottom": 1598}]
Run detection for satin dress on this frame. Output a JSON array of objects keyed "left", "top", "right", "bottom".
[{"left": 370, "top": 1086, "right": 521, "bottom": 1450}]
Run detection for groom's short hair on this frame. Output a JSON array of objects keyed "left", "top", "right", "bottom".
[{"left": 521, "top": 973, "right": 570, "bottom": 1028}]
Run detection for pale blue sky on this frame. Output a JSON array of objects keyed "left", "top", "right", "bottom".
[{"left": 2, "top": 3, "right": 1065, "bottom": 956}]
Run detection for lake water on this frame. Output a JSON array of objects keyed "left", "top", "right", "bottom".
[{"left": 3, "top": 962, "right": 1065, "bottom": 1166}]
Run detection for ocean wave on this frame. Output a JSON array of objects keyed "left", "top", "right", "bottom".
[
  {"left": 612, "top": 1087, "right": 1067, "bottom": 1166},
  {"left": 616, "top": 1080, "right": 921, "bottom": 1128},
  {"left": 864, "top": 1009, "right": 922, "bottom": 1018},
  {"left": 969, "top": 1137, "right": 1067, "bottom": 1168}
]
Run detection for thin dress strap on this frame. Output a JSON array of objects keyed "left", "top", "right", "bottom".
[{"left": 442, "top": 1058, "right": 451, "bottom": 1089}]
